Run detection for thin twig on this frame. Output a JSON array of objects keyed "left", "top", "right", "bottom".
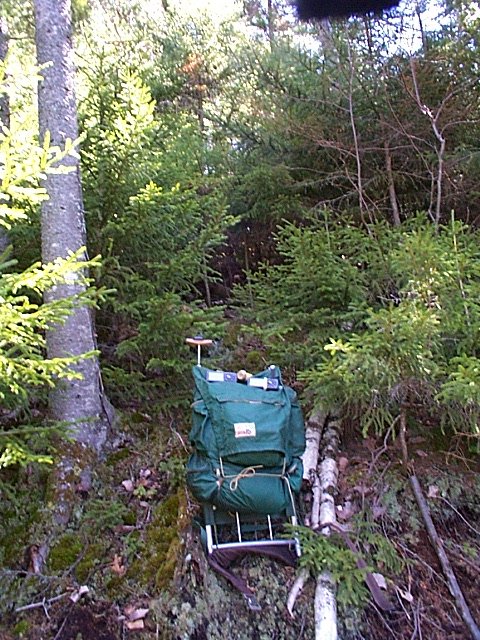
[
  {"left": 15, "top": 591, "right": 70, "bottom": 613},
  {"left": 52, "top": 603, "right": 74, "bottom": 640},
  {"left": 437, "top": 496, "right": 480, "bottom": 537},
  {"left": 368, "top": 420, "right": 397, "bottom": 475},
  {"left": 369, "top": 601, "right": 398, "bottom": 638},
  {"left": 395, "top": 540, "right": 445, "bottom": 583},
  {"left": 395, "top": 586, "right": 412, "bottom": 622},
  {"left": 445, "top": 543, "right": 480, "bottom": 575},
  {"left": 410, "top": 598, "right": 423, "bottom": 640}
]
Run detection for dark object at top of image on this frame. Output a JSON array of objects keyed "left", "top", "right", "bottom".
[{"left": 295, "top": 0, "right": 401, "bottom": 20}]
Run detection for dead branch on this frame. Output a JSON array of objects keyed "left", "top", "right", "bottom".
[
  {"left": 346, "top": 36, "right": 369, "bottom": 225},
  {"left": 384, "top": 138, "right": 401, "bottom": 226},
  {"left": 446, "top": 543, "right": 480, "bottom": 576},
  {"left": 409, "top": 58, "right": 446, "bottom": 227},
  {"left": 287, "top": 567, "right": 310, "bottom": 618},
  {"left": 368, "top": 420, "right": 397, "bottom": 475},
  {"left": 302, "top": 411, "right": 325, "bottom": 481},
  {"left": 15, "top": 592, "right": 70, "bottom": 614},
  {"left": 409, "top": 474, "right": 480, "bottom": 640},
  {"left": 436, "top": 496, "right": 480, "bottom": 537},
  {"left": 399, "top": 407, "right": 480, "bottom": 639},
  {"left": 319, "top": 456, "right": 338, "bottom": 534}
]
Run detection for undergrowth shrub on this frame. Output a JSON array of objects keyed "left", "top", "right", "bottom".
[
  {"left": 237, "top": 213, "right": 480, "bottom": 446},
  {"left": 288, "top": 519, "right": 403, "bottom": 611},
  {"left": 78, "top": 64, "right": 234, "bottom": 406}
]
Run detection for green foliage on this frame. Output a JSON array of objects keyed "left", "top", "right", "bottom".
[
  {"left": 0, "top": 472, "right": 46, "bottom": 567},
  {"left": 0, "top": 252, "right": 98, "bottom": 406},
  {"left": 352, "top": 516, "right": 405, "bottom": 576},
  {"left": 102, "top": 182, "right": 231, "bottom": 297},
  {"left": 158, "top": 455, "right": 186, "bottom": 490},
  {"left": 0, "top": 115, "right": 79, "bottom": 230},
  {"left": 104, "top": 294, "right": 226, "bottom": 407},
  {"left": 48, "top": 533, "right": 84, "bottom": 572},
  {"left": 288, "top": 516, "right": 403, "bottom": 611},
  {"left": 238, "top": 214, "right": 480, "bottom": 444},
  {"left": 437, "top": 356, "right": 480, "bottom": 450},
  {"left": 305, "top": 300, "right": 442, "bottom": 435},
  {"left": 0, "top": 250, "right": 103, "bottom": 467},
  {"left": 77, "top": 54, "right": 234, "bottom": 405},
  {"left": 82, "top": 497, "right": 132, "bottom": 533},
  {"left": 80, "top": 65, "right": 158, "bottom": 246},
  {"left": 235, "top": 215, "right": 371, "bottom": 368},
  {"left": 129, "top": 490, "right": 187, "bottom": 590},
  {"left": 288, "top": 525, "right": 369, "bottom": 609}
]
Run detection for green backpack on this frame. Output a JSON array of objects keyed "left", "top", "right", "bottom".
[{"left": 186, "top": 365, "right": 305, "bottom": 515}]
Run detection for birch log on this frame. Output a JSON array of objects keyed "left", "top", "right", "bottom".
[
  {"left": 302, "top": 411, "right": 325, "bottom": 481},
  {"left": 315, "top": 572, "right": 337, "bottom": 640},
  {"left": 316, "top": 415, "right": 341, "bottom": 640},
  {"left": 303, "top": 411, "right": 325, "bottom": 528},
  {"left": 287, "top": 411, "right": 326, "bottom": 617}
]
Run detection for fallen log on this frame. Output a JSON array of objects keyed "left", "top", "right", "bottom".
[
  {"left": 409, "top": 474, "right": 480, "bottom": 640},
  {"left": 316, "top": 415, "right": 341, "bottom": 640},
  {"left": 398, "top": 408, "right": 480, "bottom": 640},
  {"left": 288, "top": 411, "right": 326, "bottom": 616}
]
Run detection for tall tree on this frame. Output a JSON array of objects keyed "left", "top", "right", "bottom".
[
  {"left": 0, "top": 16, "right": 10, "bottom": 254},
  {"left": 0, "top": 17, "right": 9, "bottom": 131},
  {"left": 33, "top": 0, "right": 110, "bottom": 472}
]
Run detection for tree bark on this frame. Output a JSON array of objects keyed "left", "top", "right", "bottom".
[
  {"left": 302, "top": 410, "right": 325, "bottom": 528},
  {"left": 315, "top": 572, "right": 337, "bottom": 640},
  {"left": 0, "top": 16, "right": 10, "bottom": 131},
  {"left": 409, "top": 57, "right": 446, "bottom": 230},
  {"left": 346, "top": 37, "right": 368, "bottom": 225},
  {"left": 384, "top": 138, "right": 401, "bottom": 226},
  {"left": 0, "top": 15, "right": 10, "bottom": 254},
  {"left": 33, "top": 0, "right": 110, "bottom": 454},
  {"left": 266, "top": 0, "right": 275, "bottom": 49}
]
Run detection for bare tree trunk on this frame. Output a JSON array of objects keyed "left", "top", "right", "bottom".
[
  {"left": 409, "top": 58, "right": 446, "bottom": 230},
  {"left": 33, "top": 0, "right": 111, "bottom": 457},
  {"left": 0, "top": 15, "right": 10, "bottom": 254},
  {"left": 384, "top": 138, "right": 401, "bottom": 226},
  {"left": 346, "top": 38, "right": 368, "bottom": 226},
  {"left": 415, "top": 2, "right": 428, "bottom": 53},
  {"left": 315, "top": 573, "right": 337, "bottom": 640},
  {"left": 0, "top": 16, "right": 10, "bottom": 130},
  {"left": 315, "top": 19, "right": 335, "bottom": 55},
  {"left": 267, "top": 0, "right": 275, "bottom": 49},
  {"left": 287, "top": 411, "right": 326, "bottom": 617},
  {"left": 302, "top": 411, "right": 324, "bottom": 528}
]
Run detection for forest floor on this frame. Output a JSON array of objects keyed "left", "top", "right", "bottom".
[{"left": 0, "top": 407, "right": 479, "bottom": 640}]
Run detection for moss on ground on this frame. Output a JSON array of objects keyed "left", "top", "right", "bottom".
[
  {"left": 13, "top": 619, "right": 29, "bottom": 637},
  {"left": 48, "top": 533, "right": 83, "bottom": 572},
  {"left": 128, "top": 489, "right": 188, "bottom": 590},
  {"left": 75, "top": 542, "right": 109, "bottom": 583}
]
